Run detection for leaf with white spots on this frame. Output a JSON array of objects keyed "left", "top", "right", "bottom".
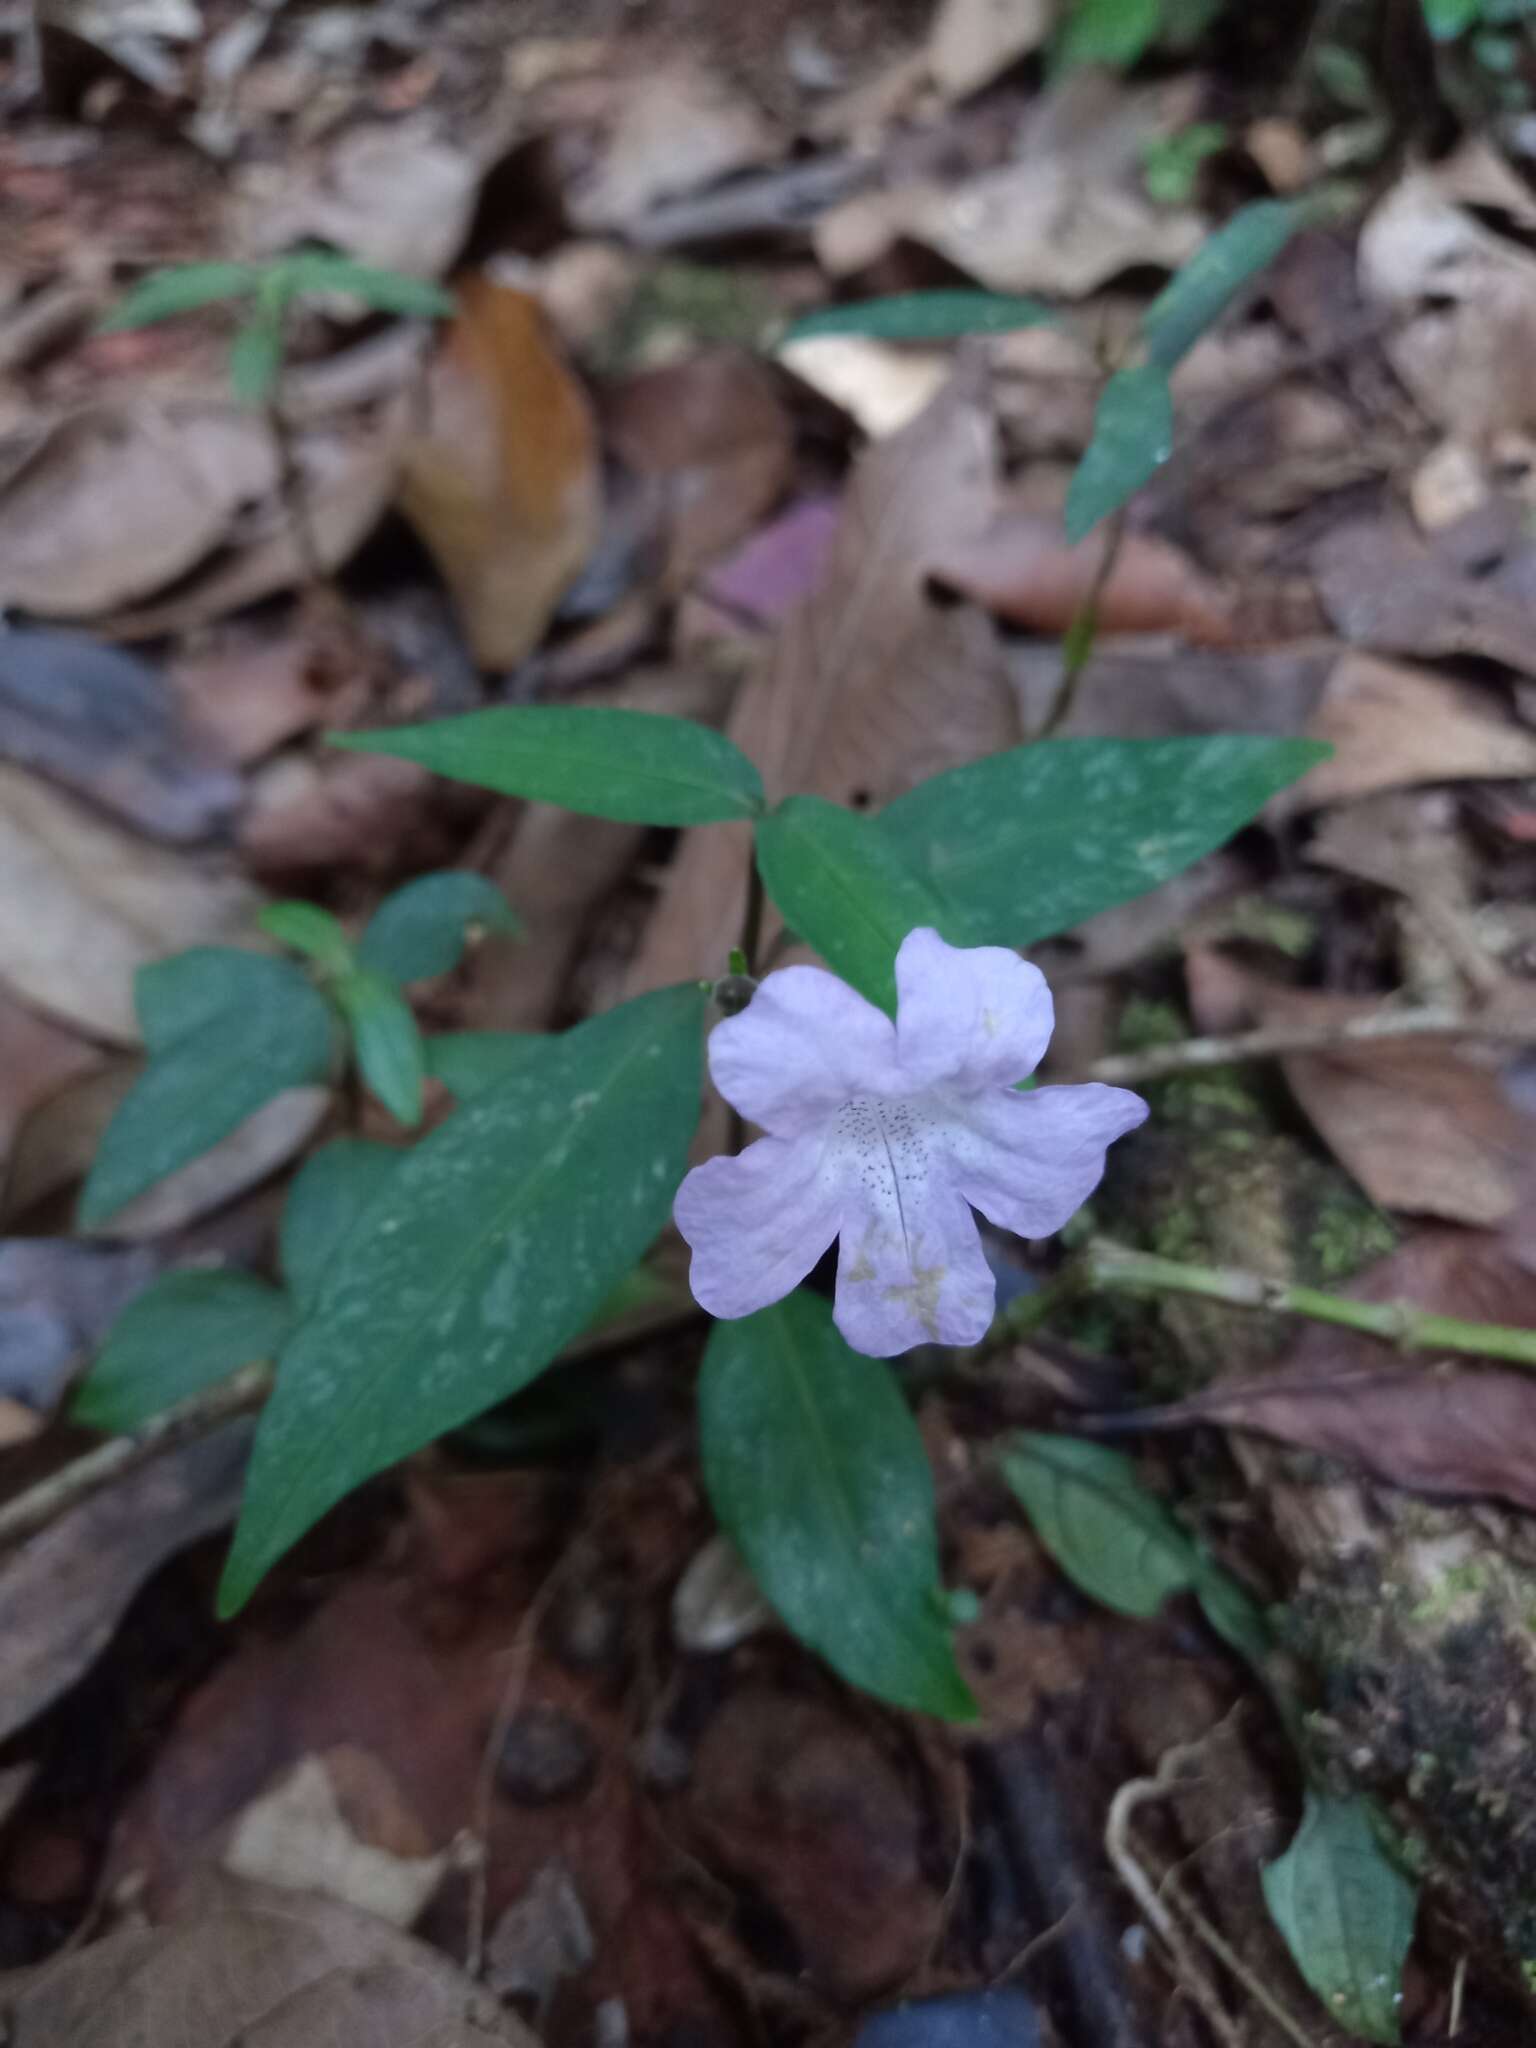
[{"left": 220, "top": 984, "right": 705, "bottom": 1611}]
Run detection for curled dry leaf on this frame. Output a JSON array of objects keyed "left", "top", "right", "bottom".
[
  {"left": 0, "top": 1872, "right": 541, "bottom": 2048},
  {"left": 0, "top": 763, "right": 260, "bottom": 1044},
  {"left": 604, "top": 349, "right": 795, "bottom": 589},
  {"left": 627, "top": 360, "right": 1017, "bottom": 994},
  {"left": 0, "top": 403, "right": 274, "bottom": 618},
  {"left": 1185, "top": 949, "right": 1536, "bottom": 1227},
  {"left": 567, "top": 58, "right": 783, "bottom": 233},
  {"left": 1359, "top": 139, "right": 1536, "bottom": 444},
  {"left": 396, "top": 276, "right": 602, "bottom": 669},
  {"left": 928, "top": 506, "right": 1235, "bottom": 643},
  {"left": 0, "top": 1423, "right": 252, "bottom": 1744}
]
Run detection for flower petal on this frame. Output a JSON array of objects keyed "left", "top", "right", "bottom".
[
  {"left": 940, "top": 1082, "right": 1147, "bottom": 1239},
  {"left": 894, "top": 927, "right": 1054, "bottom": 1091},
  {"left": 708, "top": 964, "right": 900, "bottom": 1136},
  {"left": 833, "top": 1171, "right": 996, "bottom": 1356},
  {"left": 675, "top": 1133, "right": 842, "bottom": 1319}
]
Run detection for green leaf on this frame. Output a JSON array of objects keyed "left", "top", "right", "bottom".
[
  {"left": 700, "top": 1291, "right": 976, "bottom": 1719},
  {"left": 1056, "top": 0, "right": 1162, "bottom": 70},
  {"left": 880, "top": 737, "right": 1330, "bottom": 948},
  {"left": 1262, "top": 1793, "right": 1416, "bottom": 2042},
  {"left": 1140, "top": 122, "right": 1228, "bottom": 206},
  {"left": 335, "top": 969, "right": 425, "bottom": 1127},
  {"left": 1142, "top": 200, "right": 1305, "bottom": 372},
  {"left": 753, "top": 796, "right": 959, "bottom": 1014},
  {"left": 99, "top": 262, "right": 255, "bottom": 330},
  {"left": 136, "top": 947, "right": 277, "bottom": 1051},
  {"left": 277, "top": 250, "right": 456, "bottom": 318},
  {"left": 331, "top": 708, "right": 765, "bottom": 825},
  {"left": 1422, "top": 0, "right": 1481, "bottom": 37},
  {"left": 228, "top": 314, "right": 285, "bottom": 406},
  {"left": 280, "top": 1139, "right": 401, "bottom": 1317},
  {"left": 783, "top": 290, "right": 1055, "bottom": 345},
  {"left": 1002, "top": 1433, "right": 1198, "bottom": 1617},
  {"left": 1064, "top": 364, "right": 1174, "bottom": 541},
  {"left": 257, "top": 901, "right": 354, "bottom": 974},
  {"left": 72, "top": 1270, "right": 291, "bottom": 1432},
  {"left": 359, "top": 872, "right": 521, "bottom": 985},
  {"left": 82, "top": 956, "right": 338, "bottom": 1228},
  {"left": 219, "top": 982, "right": 706, "bottom": 1613},
  {"left": 425, "top": 1031, "right": 549, "bottom": 1100}
]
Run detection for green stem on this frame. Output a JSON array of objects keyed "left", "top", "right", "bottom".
[
  {"left": 1078, "top": 1237, "right": 1536, "bottom": 1370},
  {"left": 1038, "top": 507, "right": 1128, "bottom": 740}
]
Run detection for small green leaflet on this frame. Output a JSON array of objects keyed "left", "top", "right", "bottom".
[
  {"left": 257, "top": 901, "right": 354, "bottom": 973},
  {"left": 1002, "top": 1434, "right": 1198, "bottom": 1617},
  {"left": 425, "top": 1032, "right": 549, "bottom": 1100},
  {"left": 1064, "top": 364, "right": 1174, "bottom": 542},
  {"left": 1262, "top": 1793, "right": 1416, "bottom": 2043},
  {"left": 72, "top": 1270, "right": 291, "bottom": 1431},
  {"left": 219, "top": 982, "right": 706, "bottom": 1613},
  {"left": 80, "top": 954, "right": 338, "bottom": 1228},
  {"left": 783, "top": 290, "right": 1055, "bottom": 346},
  {"left": 359, "top": 872, "right": 521, "bottom": 984},
  {"left": 1054, "top": 0, "right": 1162, "bottom": 71},
  {"left": 754, "top": 796, "right": 958, "bottom": 1015},
  {"left": 1142, "top": 199, "right": 1305, "bottom": 372},
  {"left": 879, "top": 737, "right": 1329, "bottom": 949},
  {"left": 99, "top": 262, "right": 255, "bottom": 330},
  {"left": 700, "top": 1291, "right": 976, "bottom": 1720},
  {"left": 332, "top": 707, "right": 765, "bottom": 826},
  {"left": 336, "top": 968, "right": 425, "bottom": 1126},
  {"left": 280, "top": 1139, "right": 401, "bottom": 1318},
  {"left": 274, "top": 250, "right": 454, "bottom": 318},
  {"left": 1421, "top": 0, "right": 1481, "bottom": 37}
]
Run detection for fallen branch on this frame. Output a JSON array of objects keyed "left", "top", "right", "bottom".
[
  {"left": 0, "top": 1363, "right": 273, "bottom": 1555},
  {"left": 1079, "top": 1239, "right": 1536, "bottom": 1370},
  {"left": 1084, "top": 1002, "right": 1536, "bottom": 1088}
]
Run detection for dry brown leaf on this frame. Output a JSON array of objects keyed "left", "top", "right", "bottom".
[
  {"left": 928, "top": 506, "right": 1235, "bottom": 642},
  {"left": 817, "top": 74, "right": 1206, "bottom": 294},
  {"left": 239, "top": 750, "right": 469, "bottom": 881},
  {"left": 226, "top": 121, "right": 478, "bottom": 280},
  {"left": 1185, "top": 951, "right": 1536, "bottom": 1226},
  {"left": 567, "top": 58, "right": 783, "bottom": 232},
  {"left": 928, "top": 0, "right": 1052, "bottom": 99},
  {"left": 396, "top": 277, "right": 602, "bottom": 669},
  {"left": 169, "top": 625, "right": 358, "bottom": 767},
  {"left": 0, "top": 1423, "right": 252, "bottom": 1744},
  {"left": 1283, "top": 651, "right": 1536, "bottom": 811},
  {"left": 223, "top": 1753, "right": 448, "bottom": 1927},
  {"left": 101, "top": 414, "right": 408, "bottom": 640},
  {"left": 1359, "top": 140, "right": 1536, "bottom": 444},
  {"left": 776, "top": 334, "right": 951, "bottom": 438},
  {"left": 0, "top": 1238, "right": 156, "bottom": 1410},
  {"left": 1311, "top": 519, "right": 1536, "bottom": 680},
  {"left": 0, "top": 764, "right": 260, "bottom": 1045},
  {"left": 0, "top": 981, "right": 105, "bottom": 1181},
  {"left": 626, "top": 361, "right": 1017, "bottom": 994},
  {"left": 0, "top": 403, "right": 273, "bottom": 617},
  {"left": 0, "top": 1872, "right": 541, "bottom": 2048},
  {"left": 604, "top": 350, "right": 795, "bottom": 590}
]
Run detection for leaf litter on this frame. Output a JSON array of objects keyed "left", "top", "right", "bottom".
[{"left": 9, "top": 5, "right": 1536, "bottom": 2044}]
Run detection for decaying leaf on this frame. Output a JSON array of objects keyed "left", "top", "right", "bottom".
[
  {"left": 0, "top": 1423, "right": 252, "bottom": 1744},
  {"left": 0, "top": 763, "right": 259, "bottom": 1044},
  {"left": 777, "top": 334, "right": 951, "bottom": 438},
  {"left": 0, "top": 1872, "right": 541, "bottom": 2048},
  {"left": 224, "top": 1753, "right": 448, "bottom": 1927},
  {"left": 627, "top": 361, "right": 1017, "bottom": 993},
  {"left": 1311, "top": 521, "right": 1536, "bottom": 682},
  {"left": 0, "top": 1238, "right": 156, "bottom": 1409},
  {"left": 0, "top": 981, "right": 105, "bottom": 1185},
  {"left": 927, "top": 0, "right": 1052, "bottom": 100},
  {"left": 396, "top": 277, "right": 602, "bottom": 669},
  {"left": 0, "top": 403, "right": 273, "bottom": 618},
  {"left": 567, "top": 58, "right": 783, "bottom": 232}
]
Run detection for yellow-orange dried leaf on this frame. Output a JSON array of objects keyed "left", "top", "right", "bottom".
[{"left": 395, "top": 277, "right": 601, "bottom": 669}]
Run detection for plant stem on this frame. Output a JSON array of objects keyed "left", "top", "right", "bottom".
[
  {"left": 1079, "top": 1238, "right": 1536, "bottom": 1369},
  {"left": 265, "top": 391, "right": 328, "bottom": 592},
  {"left": 1084, "top": 1002, "right": 1536, "bottom": 1087},
  {"left": 1038, "top": 508, "right": 1128, "bottom": 740},
  {"left": 0, "top": 1363, "right": 273, "bottom": 1555},
  {"left": 739, "top": 857, "right": 766, "bottom": 980}
]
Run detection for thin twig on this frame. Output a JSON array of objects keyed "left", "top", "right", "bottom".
[
  {"left": 1083, "top": 1002, "right": 1536, "bottom": 1088},
  {"left": 1037, "top": 509, "right": 1129, "bottom": 741},
  {"left": 0, "top": 1363, "right": 273, "bottom": 1555},
  {"left": 1081, "top": 1238, "right": 1536, "bottom": 1370}
]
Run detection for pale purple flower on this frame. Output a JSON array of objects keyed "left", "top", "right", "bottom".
[{"left": 674, "top": 928, "right": 1147, "bottom": 1356}]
